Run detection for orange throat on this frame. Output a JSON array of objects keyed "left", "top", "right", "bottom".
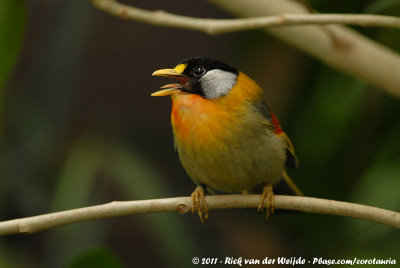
[
  {"left": 170, "top": 71, "right": 264, "bottom": 147},
  {"left": 171, "top": 93, "right": 224, "bottom": 145}
]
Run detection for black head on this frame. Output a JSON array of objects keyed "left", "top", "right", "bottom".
[
  {"left": 181, "top": 57, "right": 238, "bottom": 79},
  {"left": 177, "top": 57, "right": 238, "bottom": 98},
  {"left": 152, "top": 57, "right": 239, "bottom": 99}
]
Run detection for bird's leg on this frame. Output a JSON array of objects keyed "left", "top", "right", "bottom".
[
  {"left": 191, "top": 185, "right": 208, "bottom": 222},
  {"left": 257, "top": 184, "right": 275, "bottom": 219}
]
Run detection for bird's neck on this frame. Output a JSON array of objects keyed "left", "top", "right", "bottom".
[{"left": 170, "top": 71, "right": 263, "bottom": 144}]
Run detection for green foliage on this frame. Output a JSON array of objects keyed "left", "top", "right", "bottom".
[
  {"left": 364, "top": 0, "right": 400, "bottom": 13},
  {"left": 293, "top": 67, "right": 366, "bottom": 195},
  {"left": 46, "top": 139, "right": 200, "bottom": 267},
  {"left": 51, "top": 139, "right": 107, "bottom": 211},
  {"left": 105, "top": 145, "right": 202, "bottom": 268},
  {"left": 345, "top": 126, "right": 400, "bottom": 241},
  {"left": 0, "top": 243, "right": 20, "bottom": 268},
  {"left": 0, "top": 0, "right": 25, "bottom": 144},
  {"left": 66, "top": 246, "right": 125, "bottom": 268},
  {"left": 45, "top": 139, "right": 110, "bottom": 267},
  {"left": 0, "top": 0, "right": 25, "bottom": 90}
]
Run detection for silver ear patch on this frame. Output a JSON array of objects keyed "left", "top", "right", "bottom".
[{"left": 199, "top": 69, "right": 237, "bottom": 99}]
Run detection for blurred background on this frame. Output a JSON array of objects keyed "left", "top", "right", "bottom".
[{"left": 1, "top": 0, "right": 400, "bottom": 267}]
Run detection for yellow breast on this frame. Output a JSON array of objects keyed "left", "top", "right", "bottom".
[{"left": 168, "top": 72, "right": 285, "bottom": 192}]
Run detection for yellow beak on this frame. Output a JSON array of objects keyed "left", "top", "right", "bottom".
[
  {"left": 151, "top": 87, "right": 181, "bottom": 97},
  {"left": 152, "top": 68, "right": 182, "bottom": 78},
  {"left": 151, "top": 68, "right": 187, "bottom": 96}
]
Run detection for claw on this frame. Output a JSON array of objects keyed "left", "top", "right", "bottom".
[
  {"left": 191, "top": 186, "right": 208, "bottom": 222},
  {"left": 257, "top": 184, "right": 275, "bottom": 219}
]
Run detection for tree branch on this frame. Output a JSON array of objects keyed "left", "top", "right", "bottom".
[
  {"left": 0, "top": 195, "right": 399, "bottom": 235},
  {"left": 91, "top": 0, "right": 400, "bottom": 97},
  {"left": 91, "top": 0, "right": 400, "bottom": 34},
  {"left": 210, "top": 0, "right": 400, "bottom": 97}
]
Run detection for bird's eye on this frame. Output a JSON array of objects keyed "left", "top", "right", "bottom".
[{"left": 193, "top": 66, "right": 205, "bottom": 77}]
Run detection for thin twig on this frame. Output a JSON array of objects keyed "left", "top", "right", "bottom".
[
  {"left": 90, "top": 0, "right": 400, "bottom": 97},
  {"left": 0, "top": 195, "right": 399, "bottom": 235},
  {"left": 209, "top": 0, "right": 400, "bottom": 97},
  {"left": 91, "top": 0, "right": 400, "bottom": 35}
]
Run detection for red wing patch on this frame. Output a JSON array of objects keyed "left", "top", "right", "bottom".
[
  {"left": 269, "top": 111, "right": 283, "bottom": 134},
  {"left": 268, "top": 111, "right": 299, "bottom": 169}
]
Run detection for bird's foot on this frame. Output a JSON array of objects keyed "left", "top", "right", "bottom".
[
  {"left": 257, "top": 184, "right": 275, "bottom": 219},
  {"left": 191, "top": 186, "right": 208, "bottom": 223}
]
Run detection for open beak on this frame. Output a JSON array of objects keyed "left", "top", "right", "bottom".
[{"left": 151, "top": 68, "right": 187, "bottom": 96}]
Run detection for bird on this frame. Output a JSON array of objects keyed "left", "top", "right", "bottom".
[{"left": 152, "top": 57, "right": 302, "bottom": 222}]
